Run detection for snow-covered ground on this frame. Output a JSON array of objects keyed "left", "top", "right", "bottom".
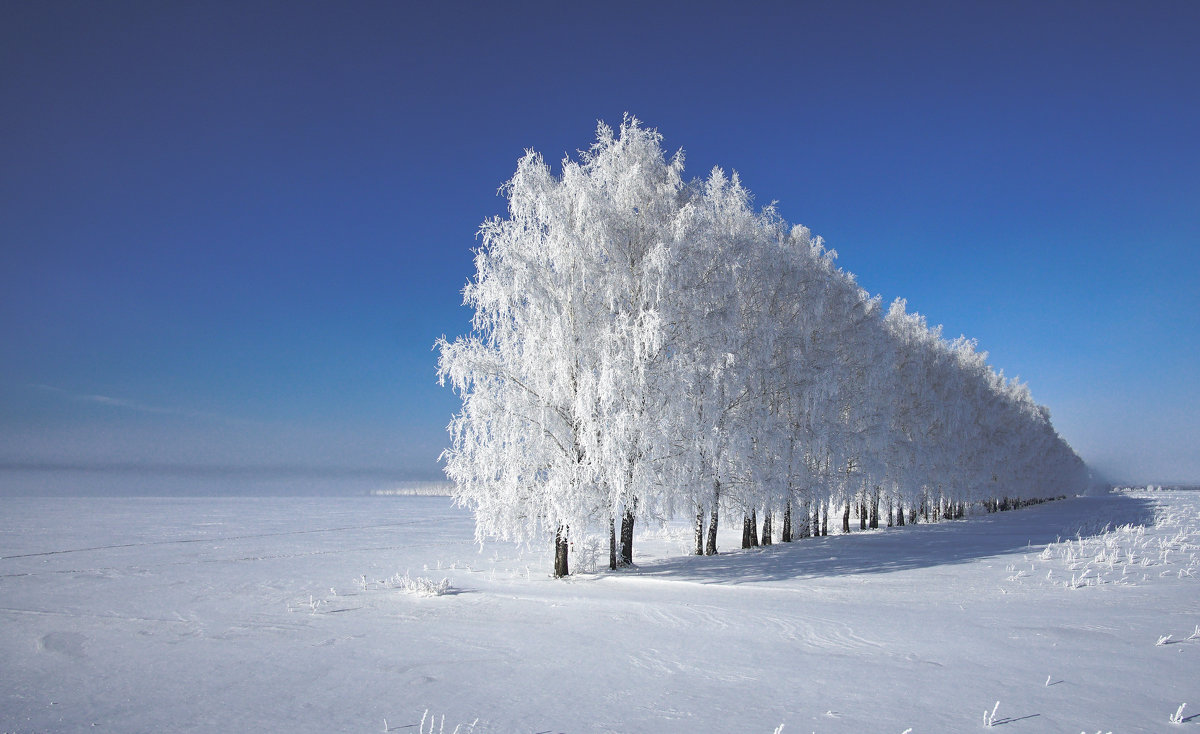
[{"left": 1, "top": 490, "right": 1197, "bottom": 733}]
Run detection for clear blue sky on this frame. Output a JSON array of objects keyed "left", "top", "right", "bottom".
[{"left": 2, "top": 0, "right": 1197, "bottom": 490}]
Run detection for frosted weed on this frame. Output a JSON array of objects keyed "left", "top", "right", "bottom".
[{"left": 1169, "top": 702, "right": 1187, "bottom": 724}]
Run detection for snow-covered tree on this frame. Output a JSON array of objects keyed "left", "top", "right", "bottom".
[
  {"left": 438, "top": 117, "right": 688, "bottom": 575},
  {"left": 438, "top": 115, "right": 1088, "bottom": 576}
]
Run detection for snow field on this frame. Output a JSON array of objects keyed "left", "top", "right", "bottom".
[{"left": 1, "top": 490, "right": 1197, "bottom": 732}]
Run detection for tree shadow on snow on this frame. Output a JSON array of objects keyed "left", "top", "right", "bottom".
[
  {"left": 636, "top": 494, "right": 1158, "bottom": 584},
  {"left": 991, "top": 713, "right": 1040, "bottom": 725}
]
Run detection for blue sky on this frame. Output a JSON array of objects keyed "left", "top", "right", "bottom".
[{"left": 2, "top": 0, "right": 1197, "bottom": 490}]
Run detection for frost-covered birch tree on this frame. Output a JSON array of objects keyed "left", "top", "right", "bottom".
[{"left": 438, "top": 116, "right": 688, "bottom": 575}]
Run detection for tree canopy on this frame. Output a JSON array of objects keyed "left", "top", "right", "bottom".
[{"left": 437, "top": 116, "right": 1089, "bottom": 575}]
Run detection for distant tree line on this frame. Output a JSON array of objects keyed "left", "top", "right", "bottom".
[{"left": 437, "top": 117, "right": 1089, "bottom": 577}]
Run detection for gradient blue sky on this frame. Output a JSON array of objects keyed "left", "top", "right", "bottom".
[{"left": 2, "top": 0, "right": 1197, "bottom": 491}]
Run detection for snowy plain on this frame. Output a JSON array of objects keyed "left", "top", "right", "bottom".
[{"left": 1, "top": 489, "right": 1197, "bottom": 733}]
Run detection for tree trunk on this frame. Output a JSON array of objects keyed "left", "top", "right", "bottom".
[
  {"left": 620, "top": 503, "right": 636, "bottom": 566},
  {"left": 609, "top": 515, "right": 617, "bottom": 570},
  {"left": 781, "top": 502, "right": 793, "bottom": 542},
  {"left": 750, "top": 509, "right": 760, "bottom": 547},
  {"left": 705, "top": 481, "right": 720, "bottom": 555},
  {"left": 869, "top": 488, "right": 879, "bottom": 529},
  {"left": 886, "top": 493, "right": 894, "bottom": 528},
  {"left": 761, "top": 511, "right": 773, "bottom": 545},
  {"left": 741, "top": 514, "right": 752, "bottom": 549},
  {"left": 554, "top": 525, "right": 569, "bottom": 578},
  {"left": 821, "top": 500, "right": 828, "bottom": 536},
  {"left": 694, "top": 504, "right": 705, "bottom": 556},
  {"left": 859, "top": 497, "right": 867, "bottom": 530},
  {"left": 896, "top": 500, "right": 905, "bottom": 527},
  {"left": 842, "top": 502, "right": 851, "bottom": 533}
]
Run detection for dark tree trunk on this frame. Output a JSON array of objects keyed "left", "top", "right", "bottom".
[
  {"left": 896, "top": 501, "right": 905, "bottom": 527},
  {"left": 750, "top": 509, "right": 760, "bottom": 547},
  {"left": 842, "top": 502, "right": 851, "bottom": 533},
  {"left": 869, "top": 489, "right": 879, "bottom": 529},
  {"left": 781, "top": 502, "right": 793, "bottom": 543},
  {"left": 886, "top": 494, "right": 893, "bottom": 528},
  {"left": 761, "top": 511, "right": 773, "bottom": 545},
  {"left": 909, "top": 506, "right": 918, "bottom": 525},
  {"left": 609, "top": 515, "right": 617, "bottom": 570},
  {"left": 705, "top": 505, "right": 719, "bottom": 555},
  {"left": 554, "top": 525, "right": 569, "bottom": 578},
  {"left": 821, "top": 500, "right": 828, "bottom": 536},
  {"left": 741, "top": 514, "right": 752, "bottom": 549},
  {"left": 620, "top": 503, "right": 636, "bottom": 566},
  {"left": 705, "top": 481, "right": 720, "bottom": 555},
  {"left": 694, "top": 504, "right": 705, "bottom": 556},
  {"left": 859, "top": 498, "right": 867, "bottom": 530}
]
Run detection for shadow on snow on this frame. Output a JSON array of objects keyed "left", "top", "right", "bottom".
[{"left": 634, "top": 494, "right": 1157, "bottom": 584}]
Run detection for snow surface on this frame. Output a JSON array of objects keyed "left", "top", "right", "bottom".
[{"left": 2, "top": 491, "right": 1197, "bottom": 733}]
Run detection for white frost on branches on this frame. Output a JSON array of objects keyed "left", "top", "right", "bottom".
[{"left": 436, "top": 116, "right": 1089, "bottom": 573}]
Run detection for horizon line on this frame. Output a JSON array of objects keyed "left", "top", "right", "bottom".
[{"left": 0, "top": 461, "right": 447, "bottom": 482}]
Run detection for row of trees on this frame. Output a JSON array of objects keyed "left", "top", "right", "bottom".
[{"left": 437, "top": 117, "right": 1088, "bottom": 577}]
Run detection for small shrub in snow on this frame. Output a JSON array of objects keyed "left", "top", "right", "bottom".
[
  {"left": 572, "top": 534, "right": 603, "bottom": 574},
  {"left": 1169, "top": 702, "right": 1186, "bottom": 724},
  {"left": 415, "top": 709, "right": 478, "bottom": 734},
  {"left": 1157, "top": 634, "right": 1172, "bottom": 646},
  {"left": 396, "top": 573, "right": 452, "bottom": 597},
  {"left": 983, "top": 701, "right": 1000, "bottom": 727},
  {"left": 364, "top": 571, "right": 454, "bottom": 596}
]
